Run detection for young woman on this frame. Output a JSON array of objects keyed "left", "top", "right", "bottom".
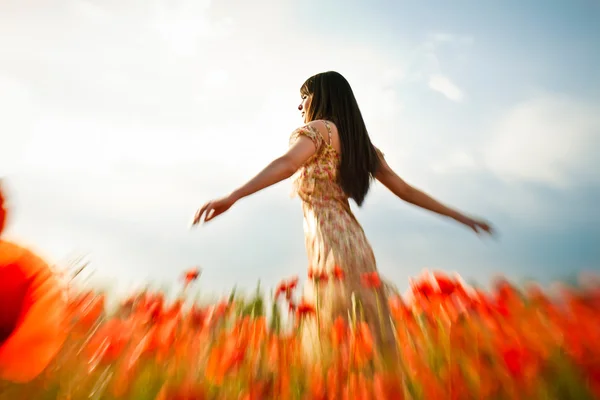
[{"left": 192, "top": 71, "right": 493, "bottom": 348}]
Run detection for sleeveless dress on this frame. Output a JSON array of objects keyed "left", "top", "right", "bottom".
[{"left": 288, "top": 121, "right": 396, "bottom": 354}]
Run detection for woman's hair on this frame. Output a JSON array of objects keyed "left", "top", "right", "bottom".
[{"left": 300, "top": 71, "right": 380, "bottom": 206}]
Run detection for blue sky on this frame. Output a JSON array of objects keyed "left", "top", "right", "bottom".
[{"left": 0, "top": 0, "right": 598, "bottom": 297}]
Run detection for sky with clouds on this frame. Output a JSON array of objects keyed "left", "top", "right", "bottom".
[{"left": 1, "top": 0, "right": 599, "bottom": 297}]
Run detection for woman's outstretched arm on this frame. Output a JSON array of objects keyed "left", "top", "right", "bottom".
[
  {"left": 374, "top": 150, "right": 493, "bottom": 235},
  {"left": 192, "top": 135, "right": 316, "bottom": 225},
  {"left": 230, "top": 135, "right": 315, "bottom": 201}
]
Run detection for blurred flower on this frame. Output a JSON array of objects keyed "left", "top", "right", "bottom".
[
  {"left": 361, "top": 272, "right": 382, "bottom": 289},
  {"left": 275, "top": 276, "right": 299, "bottom": 301},
  {"left": 351, "top": 322, "right": 374, "bottom": 367},
  {"left": 308, "top": 268, "right": 329, "bottom": 284},
  {"left": 182, "top": 267, "right": 201, "bottom": 287},
  {"left": 0, "top": 181, "right": 6, "bottom": 235},
  {"left": 296, "top": 300, "right": 316, "bottom": 318},
  {"left": 332, "top": 265, "right": 345, "bottom": 280},
  {"left": 0, "top": 241, "right": 68, "bottom": 382},
  {"left": 331, "top": 316, "right": 349, "bottom": 348}
]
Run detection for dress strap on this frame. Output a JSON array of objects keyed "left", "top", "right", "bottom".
[{"left": 324, "top": 121, "right": 333, "bottom": 146}]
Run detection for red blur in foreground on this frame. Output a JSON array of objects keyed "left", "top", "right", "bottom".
[
  {"left": 0, "top": 184, "right": 68, "bottom": 383},
  {"left": 0, "top": 182, "right": 6, "bottom": 235}
]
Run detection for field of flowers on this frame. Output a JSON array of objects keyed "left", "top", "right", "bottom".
[{"left": 1, "top": 187, "right": 600, "bottom": 399}]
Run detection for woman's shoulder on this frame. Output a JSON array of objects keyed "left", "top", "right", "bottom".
[
  {"left": 290, "top": 121, "right": 328, "bottom": 144},
  {"left": 306, "top": 119, "right": 336, "bottom": 132},
  {"left": 292, "top": 120, "right": 330, "bottom": 133}
]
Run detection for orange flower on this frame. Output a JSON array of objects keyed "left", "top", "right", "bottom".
[
  {"left": 288, "top": 301, "right": 297, "bottom": 313},
  {"left": 188, "top": 305, "right": 208, "bottom": 329},
  {"left": 388, "top": 295, "right": 411, "bottom": 320},
  {"left": 332, "top": 265, "right": 345, "bottom": 280},
  {"left": 182, "top": 267, "right": 201, "bottom": 287},
  {"left": 373, "top": 372, "right": 404, "bottom": 399},
  {"left": 156, "top": 380, "right": 208, "bottom": 400},
  {"left": 432, "top": 270, "right": 459, "bottom": 295},
  {"left": 242, "top": 378, "right": 272, "bottom": 400},
  {"left": 296, "top": 301, "right": 316, "bottom": 318},
  {"left": 361, "top": 272, "right": 382, "bottom": 289},
  {"left": 149, "top": 318, "right": 180, "bottom": 362},
  {"left": 275, "top": 275, "right": 299, "bottom": 300},
  {"left": 164, "top": 299, "right": 184, "bottom": 319},
  {"left": 308, "top": 269, "right": 329, "bottom": 284},
  {"left": 409, "top": 273, "right": 435, "bottom": 298},
  {"left": 213, "top": 300, "right": 230, "bottom": 319},
  {"left": 0, "top": 182, "right": 6, "bottom": 235},
  {"left": 220, "top": 335, "right": 246, "bottom": 374},
  {"left": 247, "top": 316, "right": 267, "bottom": 349},
  {"left": 502, "top": 346, "right": 525, "bottom": 377},
  {"left": 71, "top": 291, "right": 105, "bottom": 332},
  {"left": 327, "top": 367, "right": 343, "bottom": 399},
  {"left": 331, "top": 316, "right": 349, "bottom": 347},
  {"left": 0, "top": 241, "right": 68, "bottom": 382},
  {"left": 86, "top": 318, "right": 132, "bottom": 369},
  {"left": 351, "top": 322, "right": 374, "bottom": 367},
  {"left": 308, "top": 365, "right": 326, "bottom": 400}
]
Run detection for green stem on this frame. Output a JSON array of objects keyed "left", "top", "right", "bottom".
[
  {"left": 374, "top": 291, "right": 387, "bottom": 368},
  {"left": 315, "top": 281, "right": 323, "bottom": 359}
]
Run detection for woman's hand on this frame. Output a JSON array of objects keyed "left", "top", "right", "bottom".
[
  {"left": 191, "top": 194, "right": 238, "bottom": 226},
  {"left": 457, "top": 214, "right": 495, "bottom": 237}
]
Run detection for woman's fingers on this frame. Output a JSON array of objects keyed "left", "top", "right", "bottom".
[
  {"left": 205, "top": 207, "right": 216, "bottom": 222},
  {"left": 193, "top": 203, "right": 210, "bottom": 225},
  {"left": 476, "top": 221, "right": 495, "bottom": 237},
  {"left": 468, "top": 219, "right": 494, "bottom": 237}
]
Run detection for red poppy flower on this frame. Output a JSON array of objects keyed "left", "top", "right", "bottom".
[
  {"left": 156, "top": 381, "right": 208, "bottom": 400},
  {"left": 189, "top": 305, "right": 208, "bottom": 328},
  {"left": 86, "top": 318, "right": 132, "bottom": 368},
  {"left": 361, "top": 272, "right": 382, "bottom": 289},
  {"left": 332, "top": 265, "right": 344, "bottom": 280},
  {"left": 501, "top": 345, "right": 531, "bottom": 378},
  {"left": 0, "top": 240, "right": 68, "bottom": 382},
  {"left": 296, "top": 301, "right": 316, "bottom": 318},
  {"left": 409, "top": 272, "right": 436, "bottom": 298},
  {"left": 308, "top": 267, "right": 329, "bottom": 284},
  {"left": 275, "top": 276, "right": 299, "bottom": 300},
  {"left": 431, "top": 271, "right": 459, "bottom": 296},
  {"left": 288, "top": 302, "right": 297, "bottom": 313},
  {"left": 0, "top": 182, "right": 6, "bottom": 235},
  {"left": 388, "top": 295, "right": 411, "bottom": 319},
  {"left": 352, "top": 322, "right": 374, "bottom": 366},
  {"left": 182, "top": 267, "right": 201, "bottom": 287},
  {"left": 331, "top": 316, "right": 349, "bottom": 347}
]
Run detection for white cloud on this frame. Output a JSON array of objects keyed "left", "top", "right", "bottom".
[
  {"left": 402, "top": 33, "right": 470, "bottom": 101},
  {"left": 428, "top": 73, "right": 464, "bottom": 102},
  {"left": 483, "top": 94, "right": 600, "bottom": 187}
]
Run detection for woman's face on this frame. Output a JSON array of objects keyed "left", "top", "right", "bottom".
[{"left": 298, "top": 93, "right": 312, "bottom": 123}]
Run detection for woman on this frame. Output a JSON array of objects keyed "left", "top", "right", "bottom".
[{"left": 192, "top": 71, "right": 493, "bottom": 348}]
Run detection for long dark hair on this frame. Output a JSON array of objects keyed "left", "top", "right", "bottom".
[{"left": 300, "top": 71, "right": 380, "bottom": 206}]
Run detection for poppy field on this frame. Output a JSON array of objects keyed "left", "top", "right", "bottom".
[
  {"left": 1, "top": 188, "right": 600, "bottom": 399},
  {"left": 2, "top": 262, "right": 600, "bottom": 400}
]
